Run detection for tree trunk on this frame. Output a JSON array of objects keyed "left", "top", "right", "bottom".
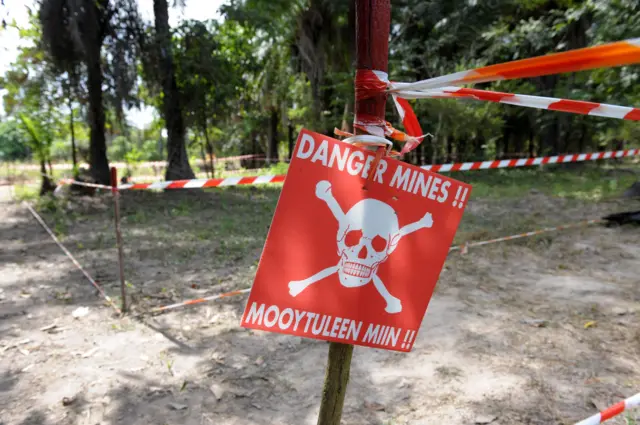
[
  {"left": 85, "top": 0, "right": 110, "bottom": 185},
  {"left": 39, "top": 159, "right": 55, "bottom": 195},
  {"left": 528, "top": 118, "right": 536, "bottom": 157},
  {"left": 251, "top": 131, "right": 258, "bottom": 169},
  {"left": 69, "top": 97, "right": 77, "bottom": 176},
  {"left": 431, "top": 112, "right": 443, "bottom": 164},
  {"left": 198, "top": 136, "right": 209, "bottom": 179},
  {"left": 154, "top": 0, "right": 195, "bottom": 181},
  {"left": 548, "top": 119, "right": 560, "bottom": 155},
  {"left": 474, "top": 135, "right": 485, "bottom": 160},
  {"left": 203, "top": 128, "right": 215, "bottom": 178},
  {"left": 268, "top": 108, "right": 279, "bottom": 165},
  {"left": 341, "top": 98, "right": 353, "bottom": 134},
  {"left": 458, "top": 137, "right": 467, "bottom": 162},
  {"left": 288, "top": 122, "right": 295, "bottom": 161}
]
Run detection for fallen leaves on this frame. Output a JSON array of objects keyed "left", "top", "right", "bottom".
[{"left": 584, "top": 321, "right": 597, "bottom": 329}]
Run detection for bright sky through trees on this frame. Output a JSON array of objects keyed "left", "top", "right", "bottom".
[{"left": 0, "top": 0, "right": 223, "bottom": 127}]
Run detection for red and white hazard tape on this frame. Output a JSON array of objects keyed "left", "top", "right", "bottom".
[
  {"left": 16, "top": 155, "right": 266, "bottom": 171},
  {"left": 147, "top": 218, "right": 604, "bottom": 315},
  {"left": 449, "top": 219, "right": 604, "bottom": 253},
  {"left": 118, "top": 174, "right": 286, "bottom": 190},
  {"left": 57, "top": 178, "right": 113, "bottom": 191},
  {"left": 101, "top": 149, "right": 639, "bottom": 190},
  {"left": 352, "top": 38, "right": 640, "bottom": 154},
  {"left": 574, "top": 392, "right": 640, "bottom": 425},
  {"left": 24, "top": 202, "right": 122, "bottom": 314},
  {"left": 400, "top": 86, "right": 640, "bottom": 121},
  {"left": 391, "top": 38, "right": 640, "bottom": 93},
  {"left": 139, "top": 288, "right": 251, "bottom": 316},
  {"left": 423, "top": 149, "right": 640, "bottom": 173}
]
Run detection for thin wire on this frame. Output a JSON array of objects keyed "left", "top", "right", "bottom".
[{"left": 24, "top": 202, "right": 122, "bottom": 314}]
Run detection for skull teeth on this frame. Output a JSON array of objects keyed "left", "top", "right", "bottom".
[{"left": 343, "top": 262, "right": 372, "bottom": 278}]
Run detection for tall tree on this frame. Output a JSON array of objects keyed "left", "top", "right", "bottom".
[
  {"left": 39, "top": 0, "right": 144, "bottom": 184},
  {"left": 153, "top": 0, "right": 195, "bottom": 180},
  {"left": 39, "top": 0, "right": 110, "bottom": 184}
]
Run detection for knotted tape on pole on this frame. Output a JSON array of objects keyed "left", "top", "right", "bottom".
[
  {"left": 351, "top": 38, "right": 640, "bottom": 156},
  {"left": 354, "top": 69, "right": 431, "bottom": 155}
]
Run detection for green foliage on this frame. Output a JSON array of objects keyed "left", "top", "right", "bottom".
[
  {"left": 18, "top": 113, "right": 52, "bottom": 163},
  {"left": 123, "top": 146, "right": 143, "bottom": 164},
  {"left": 458, "top": 165, "right": 638, "bottom": 201},
  {"left": 108, "top": 136, "right": 130, "bottom": 161},
  {"left": 3, "top": 0, "right": 640, "bottom": 172},
  {"left": 2, "top": 11, "right": 69, "bottom": 172},
  {"left": 12, "top": 184, "right": 40, "bottom": 201},
  {"left": 0, "top": 120, "right": 29, "bottom": 160},
  {"left": 390, "top": 0, "right": 640, "bottom": 159},
  {"left": 107, "top": 136, "right": 164, "bottom": 162}
]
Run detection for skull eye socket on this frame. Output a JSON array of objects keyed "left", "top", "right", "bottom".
[
  {"left": 345, "top": 230, "right": 363, "bottom": 247},
  {"left": 371, "top": 235, "right": 387, "bottom": 252}
]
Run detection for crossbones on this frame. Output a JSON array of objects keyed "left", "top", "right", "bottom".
[{"left": 288, "top": 180, "right": 433, "bottom": 314}]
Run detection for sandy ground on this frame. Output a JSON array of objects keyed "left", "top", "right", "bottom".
[{"left": 1, "top": 184, "right": 639, "bottom": 425}]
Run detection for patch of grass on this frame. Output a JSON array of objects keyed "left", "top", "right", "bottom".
[
  {"left": 159, "top": 351, "right": 175, "bottom": 376},
  {"left": 12, "top": 184, "right": 39, "bottom": 201},
  {"left": 31, "top": 195, "right": 73, "bottom": 237},
  {"left": 217, "top": 162, "right": 290, "bottom": 178},
  {"left": 74, "top": 163, "right": 637, "bottom": 314},
  {"left": 456, "top": 164, "right": 638, "bottom": 201},
  {"left": 126, "top": 209, "right": 149, "bottom": 224},
  {"left": 169, "top": 200, "right": 193, "bottom": 217}
]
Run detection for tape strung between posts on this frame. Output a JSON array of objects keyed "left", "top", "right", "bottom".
[
  {"left": 134, "top": 288, "right": 252, "bottom": 317},
  {"left": 51, "top": 148, "right": 639, "bottom": 191},
  {"left": 146, "top": 217, "right": 604, "bottom": 314},
  {"left": 449, "top": 219, "right": 604, "bottom": 253},
  {"left": 58, "top": 178, "right": 113, "bottom": 191},
  {"left": 24, "top": 202, "right": 122, "bottom": 314},
  {"left": 574, "top": 392, "right": 640, "bottom": 425},
  {"left": 422, "top": 149, "right": 640, "bottom": 173}
]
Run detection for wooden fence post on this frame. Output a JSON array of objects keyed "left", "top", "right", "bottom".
[
  {"left": 110, "top": 166, "right": 127, "bottom": 313},
  {"left": 316, "top": 1, "right": 391, "bottom": 424}
]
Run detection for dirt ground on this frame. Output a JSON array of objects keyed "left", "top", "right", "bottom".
[{"left": 1, "top": 178, "right": 639, "bottom": 425}]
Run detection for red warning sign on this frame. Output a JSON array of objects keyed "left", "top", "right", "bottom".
[{"left": 241, "top": 129, "right": 471, "bottom": 352}]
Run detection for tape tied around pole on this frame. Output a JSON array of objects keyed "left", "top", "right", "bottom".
[
  {"left": 354, "top": 69, "right": 389, "bottom": 101},
  {"left": 354, "top": 69, "right": 430, "bottom": 153},
  {"left": 353, "top": 39, "right": 640, "bottom": 154}
]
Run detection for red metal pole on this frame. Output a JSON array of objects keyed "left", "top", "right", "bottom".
[
  {"left": 354, "top": 0, "right": 390, "bottom": 135},
  {"left": 110, "top": 166, "right": 127, "bottom": 313},
  {"left": 316, "top": 2, "right": 391, "bottom": 425}
]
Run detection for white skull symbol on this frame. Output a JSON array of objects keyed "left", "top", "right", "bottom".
[
  {"left": 287, "top": 180, "right": 434, "bottom": 315},
  {"left": 336, "top": 199, "right": 400, "bottom": 287}
]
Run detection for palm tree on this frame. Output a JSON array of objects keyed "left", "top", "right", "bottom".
[{"left": 39, "top": 0, "right": 111, "bottom": 184}]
